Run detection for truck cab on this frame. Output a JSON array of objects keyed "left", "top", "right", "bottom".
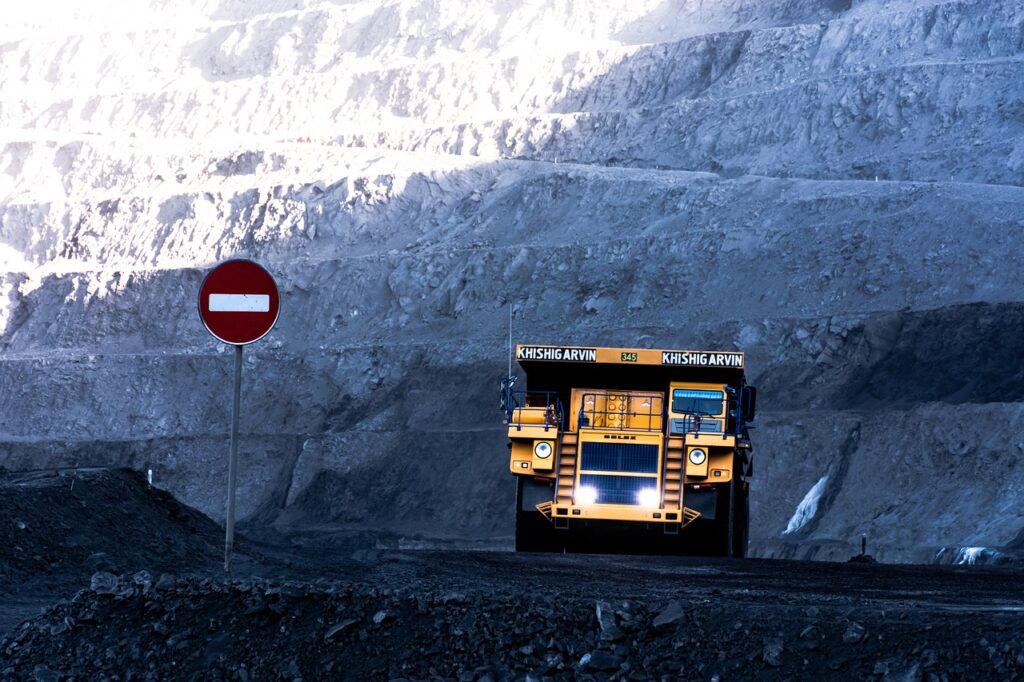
[{"left": 501, "top": 344, "right": 756, "bottom": 555}]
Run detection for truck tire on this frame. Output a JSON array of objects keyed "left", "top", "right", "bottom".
[
  {"left": 717, "top": 479, "right": 750, "bottom": 558},
  {"left": 684, "top": 482, "right": 739, "bottom": 557},
  {"left": 732, "top": 480, "right": 749, "bottom": 559},
  {"left": 514, "top": 478, "right": 561, "bottom": 553}
]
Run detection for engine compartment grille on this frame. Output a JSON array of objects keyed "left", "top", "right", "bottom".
[{"left": 579, "top": 441, "right": 658, "bottom": 474}]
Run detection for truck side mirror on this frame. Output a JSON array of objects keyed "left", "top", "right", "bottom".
[
  {"left": 499, "top": 376, "right": 517, "bottom": 414},
  {"left": 741, "top": 386, "right": 757, "bottom": 422}
]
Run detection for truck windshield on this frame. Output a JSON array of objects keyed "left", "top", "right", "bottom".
[{"left": 672, "top": 389, "right": 724, "bottom": 415}]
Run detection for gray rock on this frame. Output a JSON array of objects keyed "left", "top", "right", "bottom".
[
  {"left": 762, "top": 636, "right": 784, "bottom": 667},
  {"left": 652, "top": 601, "right": 685, "bottom": 630},
  {"left": 442, "top": 592, "right": 468, "bottom": 605},
  {"left": 166, "top": 629, "right": 191, "bottom": 648},
  {"left": 601, "top": 624, "right": 626, "bottom": 642},
  {"left": 586, "top": 651, "right": 623, "bottom": 672},
  {"left": 843, "top": 622, "right": 866, "bottom": 644},
  {"left": 797, "top": 625, "right": 821, "bottom": 651},
  {"left": 324, "top": 619, "right": 359, "bottom": 642},
  {"left": 131, "top": 570, "right": 154, "bottom": 588},
  {"left": 874, "top": 658, "right": 924, "bottom": 682},
  {"left": 32, "top": 665, "right": 60, "bottom": 682},
  {"left": 277, "top": 657, "right": 302, "bottom": 680},
  {"left": 595, "top": 600, "right": 625, "bottom": 640},
  {"left": 90, "top": 571, "right": 119, "bottom": 595}
]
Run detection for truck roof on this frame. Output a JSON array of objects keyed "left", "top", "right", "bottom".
[
  {"left": 514, "top": 344, "right": 747, "bottom": 391},
  {"left": 515, "top": 344, "right": 744, "bottom": 370}
]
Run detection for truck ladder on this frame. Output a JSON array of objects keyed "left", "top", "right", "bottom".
[
  {"left": 662, "top": 436, "right": 685, "bottom": 509},
  {"left": 555, "top": 432, "right": 578, "bottom": 504}
]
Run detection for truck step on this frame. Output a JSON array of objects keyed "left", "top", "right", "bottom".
[
  {"left": 555, "top": 433, "right": 579, "bottom": 504},
  {"left": 662, "top": 436, "right": 687, "bottom": 509}
]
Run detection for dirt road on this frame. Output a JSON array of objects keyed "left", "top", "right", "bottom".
[{"left": 3, "top": 469, "right": 1023, "bottom": 679}]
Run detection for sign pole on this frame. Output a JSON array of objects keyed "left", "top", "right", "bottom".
[
  {"left": 198, "top": 259, "right": 280, "bottom": 578},
  {"left": 225, "top": 343, "right": 242, "bottom": 575}
]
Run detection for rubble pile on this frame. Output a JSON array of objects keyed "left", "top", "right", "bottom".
[
  {"left": 3, "top": 571, "right": 1023, "bottom": 680},
  {"left": 0, "top": 468, "right": 222, "bottom": 592}
]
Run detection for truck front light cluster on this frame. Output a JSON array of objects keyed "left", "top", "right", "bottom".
[
  {"left": 637, "top": 488, "right": 659, "bottom": 508},
  {"left": 534, "top": 441, "right": 552, "bottom": 458},
  {"left": 576, "top": 485, "right": 598, "bottom": 505},
  {"left": 689, "top": 448, "right": 707, "bottom": 465}
]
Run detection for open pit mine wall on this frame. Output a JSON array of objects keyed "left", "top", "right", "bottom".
[{"left": 1, "top": 0, "right": 1023, "bottom": 563}]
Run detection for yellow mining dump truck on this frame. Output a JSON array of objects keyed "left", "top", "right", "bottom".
[{"left": 500, "top": 344, "right": 757, "bottom": 556}]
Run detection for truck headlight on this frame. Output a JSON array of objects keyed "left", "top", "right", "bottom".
[
  {"left": 689, "top": 448, "right": 707, "bottom": 465},
  {"left": 576, "top": 485, "right": 598, "bottom": 505},
  {"left": 637, "top": 488, "right": 659, "bottom": 508},
  {"left": 534, "top": 441, "right": 552, "bottom": 459}
]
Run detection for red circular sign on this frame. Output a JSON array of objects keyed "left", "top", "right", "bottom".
[{"left": 198, "top": 259, "right": 280, "bottom": 345}]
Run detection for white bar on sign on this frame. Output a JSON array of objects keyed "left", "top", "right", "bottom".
[{"left": 209, "top": 293, "right": 270, "bottom": 312}]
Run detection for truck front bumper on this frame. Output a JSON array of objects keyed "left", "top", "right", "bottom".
[{"left": 547, "top": 503, "right": 691, "bottom": 524}]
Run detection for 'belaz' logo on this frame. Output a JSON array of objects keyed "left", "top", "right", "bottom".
[
  {"left": 662, "top": 351, "right": 743, "bottom": 368},
  {"left": 517, "top": 346, "right": 597, "bottom": 362}
]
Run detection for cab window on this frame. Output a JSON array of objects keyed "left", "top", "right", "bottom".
[{"left": 671, "top": 389, "right": 724, "bottom": 415}]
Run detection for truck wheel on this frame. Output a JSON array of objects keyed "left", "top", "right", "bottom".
[
  {"left": 732, "top": 480, "right": 749, "bottom": 558},
  {"left": 514, "top": 478, "right": 560, "bottom": 553},
  {"left": 716, "top": 478, "right": 750, "bottom": 558},
  {"left": 701, "top": 483, "right": 735, "bottom": 557},
  {"left": 515, "top": 510, "right": 557, "bottom": 552}
]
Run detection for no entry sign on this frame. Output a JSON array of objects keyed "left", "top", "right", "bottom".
[
  {"left": 198, "top": 259, "right": 280, "bottom": 345},
  {"left": 197, "top": 258, "right": 281, "bottom": 575}
]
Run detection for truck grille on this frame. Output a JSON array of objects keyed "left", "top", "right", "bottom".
[
  {"left": 579, "top": 474, "right": 656, "bottom": 506},
  {"left": 579, "top": 441, "right": 658, "bottom": 474}
]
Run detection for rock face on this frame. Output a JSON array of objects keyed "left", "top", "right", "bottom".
[{"left": 1, "top": 0, "right": 1023, "bottom": 562}]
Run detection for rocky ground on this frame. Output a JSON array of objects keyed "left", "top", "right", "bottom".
[
  {"left": 5, "top": 550, "right": 1024, "bottom": 680},
  {"left": 3, "top": 467, "right": 1024, "bottom": 680}
]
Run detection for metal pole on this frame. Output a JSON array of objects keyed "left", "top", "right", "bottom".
[{"left": 224, "top": 343, "right": 242, "bottom": 576}]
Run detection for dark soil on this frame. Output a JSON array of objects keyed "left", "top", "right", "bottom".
[
  {"left": 4, "top": 556, "right": 1024, "bottom": 681},
  {"left": 3, "top": 468, "right": 1024, "bottom": 680},
  {"left": 0, "top": 468, "right": 222, "bottom": 592},
  {"left": 0, "top": 467, "right": 228, "bottom": 635}
]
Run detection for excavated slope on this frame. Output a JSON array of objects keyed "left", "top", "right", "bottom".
[{"left": 1, "top": 0, "right": 1023, "bottom": 562}]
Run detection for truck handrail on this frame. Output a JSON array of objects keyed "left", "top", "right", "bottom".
[
  {"left": 578, "top": 391, "right": 664, "bottom": 432},
  {"left": 506, "top": 390, "right": 564, "bottom": 432}
]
